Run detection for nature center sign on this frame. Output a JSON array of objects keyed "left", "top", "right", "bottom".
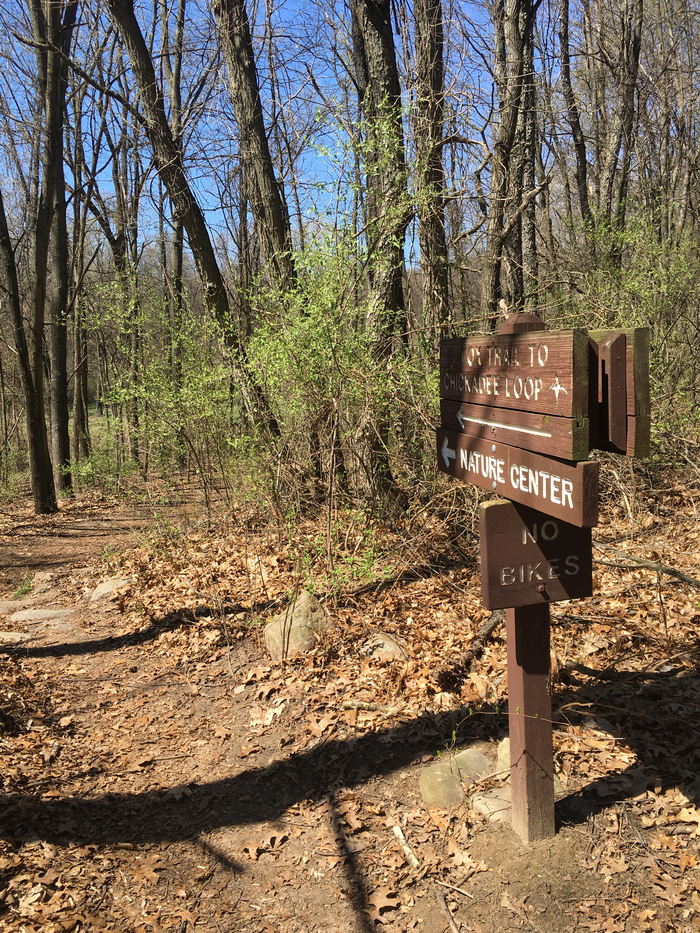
[
  {"left": 436, "top": 430, "right": 599, "bottom": 526},
  {"left": 437, "top": 314, "right": 600, "bottom": 845},
  {"left": 437, "top": 313, "right": 649, "bottom": 844}
]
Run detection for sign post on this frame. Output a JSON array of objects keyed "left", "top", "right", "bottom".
[
  {"left": 437, "top": 314, "right": 649, "bottom": 842},
  {"left": 437, "top": 312, "right": 648, "bottom": 843}
]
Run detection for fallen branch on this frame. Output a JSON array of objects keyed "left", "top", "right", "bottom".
[
  {"left": 437, "top": 890, "right": 462, "bottom": 933},
  {"left": 593, "top": 542, "right": 700, "bottom": 588},
  {"left": 435, "top": 879, "right": 474, "bottom": 900},
  {"left": 341, "top": 700, "right": 398, "bottom": 713},
  {"left": 392, "top": 825, "right": 420, "bottom": 869},
  {"left": 436, "top": 611, "right": 504, "bottom": 690}
]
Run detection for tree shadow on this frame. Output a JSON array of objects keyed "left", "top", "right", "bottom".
[
  {"left": 0, "top": 601, "right": 280, "bottom": 659},
  {"left": 1, "top": 665, "right": 698, "bottom": 851},
  {"left": 554, "top": 662, "right": 700, "bottom": 826}
]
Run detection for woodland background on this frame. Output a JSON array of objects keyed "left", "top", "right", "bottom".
[{"left": 0, "top": 0, "right": 698, "bottom": 517}]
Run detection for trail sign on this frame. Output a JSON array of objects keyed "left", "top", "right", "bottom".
[
  {"left": 480, "top": 501, "right": 593, "bottom": 609},
  {"left": 436, "top": 429, "right": 599, "bottom": 526},
  {"left": 589, "top": 328, "right": 650, "bottom": 457},
  {"left": 440, "top": 399, "right": 590, "bottom": 460},
  {"left": 436, "top": 312, "right": 650, "bottom": 845},
  {"left": 440, "top": 329, "right": 589, "bottom": 420}
]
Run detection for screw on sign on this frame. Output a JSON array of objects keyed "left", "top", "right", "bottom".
[{"left": 436, "top": 311, "right": 649, "bottom": 844}]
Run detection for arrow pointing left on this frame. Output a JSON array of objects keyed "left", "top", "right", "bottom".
[{"left": 441, "top": 436, "right": 456, "bottom": 468}]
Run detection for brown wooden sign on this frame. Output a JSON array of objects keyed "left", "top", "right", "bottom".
[
  {"left": 440, "top": 399, "right": 590, "bottom": 461},
  {"left": 589, "top": 327, "right": 650, "bottom": 457},
  {"left": 480, "top": 500, "right": 593, "bottom": 609},
  {"left": 440, "top": 329, "right": 589, "bottom": 419},
  {"left": 436, "top": 428, "right": 599, "bottom": 526}
]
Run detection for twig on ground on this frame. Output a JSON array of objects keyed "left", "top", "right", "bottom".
[
  {"left": 593, "top": 542, "right": 700, "bottom": 587},
  {"left": 341, "top": 700, "right": 399, "bottom": 713},
  {"left": 436, "top": 610, "right": 504, "bottom": 689},
  {"left": 435, "top": 879, "right": 474, "bottom": 899},
  {"left": 392, "top": 825, "right": 420, "bottom": 869},
  {"left": 437, "top": 890, "right": 461, "bottom": 932}
]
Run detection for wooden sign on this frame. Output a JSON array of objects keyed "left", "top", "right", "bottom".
[
  {"left": 436, "top": 428, "right": 599, "bottom": 526},
  {"left": 440, "top": 399, "right": 590, "bottom": 460},
  {"left": 440, "top": 329, "right": 589, "bottom": 419},
  {"left": 589, "top": 328, "right": 650, "bottom": 457},
  {"left": 479, "top": 501, "right": 593, "bottom": 609}
]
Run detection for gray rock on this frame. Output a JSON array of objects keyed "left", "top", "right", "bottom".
[
  {"left": 419, "top": 743, "right": 494, "bottom": 809},
  {"left": 419, "top": 758, "right": 465, "bottom": 809},
  {"left": 496, "top": 737, "right": 511, "bottom": 775},
  {"left": 0, "top": 631, "right": 31, "bottom": 644},
  {"left": 88, "top": 577, "right": 134, "bottom": 602},
  {"left": 10, "top": 608, "right": 75, "bottom": 623},
  {"left": 264, "top": 590, "right": 329, "bottom": 661},
  {"left": 471, "top": 787, "right": 512, "bottom": 823},
  {"left": 359, "top": 633, "right": 407, "bottom": 661},
  {"left": 453, "top": 747, "right": 492, "bottom": 781},
  {"left": 31, "top": 571, "right": 55, "bottom": 594}
]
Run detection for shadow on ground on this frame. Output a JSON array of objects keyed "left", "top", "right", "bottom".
[{"left": 1, "top": 667, "right": 698, "bottom": 849}]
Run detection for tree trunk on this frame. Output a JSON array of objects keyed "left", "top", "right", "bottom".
[
  {"left": 414, "top": 0, "right": 450, "bottom": 337},
  {"left": 106, "top": 0, "right": 280, "bottom": 435},
  {"left": 211, "top": 0, "right": 296, "bottom": 290},
  {"left": 350, "top": 0, "right": 409, "bottom": 510},
  {"left": 0, "top": 185, "right": 57, "bottom": 513}
]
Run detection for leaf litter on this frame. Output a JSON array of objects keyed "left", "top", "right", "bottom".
[{"left": 0, "top": 482, "right": 699, "bottom": 930}]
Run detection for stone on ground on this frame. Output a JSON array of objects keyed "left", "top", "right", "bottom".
[
  {"left": 0, "top": 631, "right": 31, "bottom": 644},
  {"left": 471, "top": 786, "right": 512, "bottom": 823},
  {"left": 88, "top": 577, "right": 135, "bottom": 602},
  {"left": 496, "top": 737, "right": 511, "bottom": 775},
  {"left": 419, "top": 758, "right": 465, "bottom": 809},
  {"left": 419, "top": 742, "right": 495, "bottom": 809},
  {"left": 453, "top": 746, "right": 492, "bottom": 781},
  {"left": 264, "top": 590, "right": 329, "bottom": 660},
  {"left": 9, "top": 608, "right": 75, "bottom": 623},
  {"left": 359, "top": 633, "right": 407, "bottom": 661}
]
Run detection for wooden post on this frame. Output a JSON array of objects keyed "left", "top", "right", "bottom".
[
  {"left": 507, "top": 603, "right": 555, "bottom": 842},
  {"left": 499, "top": 315, "right": 556, "bottom": 843}
]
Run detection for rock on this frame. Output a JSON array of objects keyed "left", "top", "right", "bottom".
[
  {"left": 0, "top": 631, "right": 31, "bottom": 644},
  {"left": 496, "top": 737, "right": 511, "bottom": 775},
  {"left": 453, "top": 746, "right": 492, "bottom": 781},
  {"left": 0, "top": 600, "right": 30, "bottom": 615},
  {"left": 264, "top": 590, "right": 329, "bottom": 661},
  {"left": 31, "top": 571, "right": 56, "bottom": 594},
  {"left": 472, "top": 787, "right": 512, "bottom": 823},
  {"left": 9, "top": 608, "right": 75, "bottom": 624},
  {"left": 419, "top": 743, "right": 494, "bottom": 809},
  {"left": 495, "top": 737, "right": 564, "bottom": 794},
  {"left": 419, "top": 758, "right": 465, "bottom": 809},
  {"left": 88, "top": 577, "right": 134, "bottom": 602},
  {"left": 359, "top": 633, "right": 407, "bottom": 661}
]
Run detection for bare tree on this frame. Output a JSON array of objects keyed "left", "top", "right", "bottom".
[
  {"left": 105, "top": 0, "right": 280, "bottom": 434},
  {"left": 211, "top": 0, "right": 296, "bottom": 290},
  {"left": 414, "top": 0, "right": 450, "bottom": 335}
]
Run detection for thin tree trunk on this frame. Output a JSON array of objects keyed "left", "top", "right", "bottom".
[
  {"left": 107, "top": 0, "right": 280, "bottom": 435},
  {"left": 414, "top": 0, "right": 450, "bottom": 337},
  {"left": 0, "top": 185, "right": 57, "bottom": 513},
  {"left": 211, "top": 0, "right": 296, "bottom": 290}
]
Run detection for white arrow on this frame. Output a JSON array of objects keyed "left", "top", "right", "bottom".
[
  {"left": 456, "top": 411, "right": 466, "bottom": 430},
  {"left": 441, "top": 436, "right": 456, "bottom": 468}
]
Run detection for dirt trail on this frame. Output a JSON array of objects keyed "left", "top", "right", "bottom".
[{"left": 1, "top": 490, "right": 699, "bottom": 932}]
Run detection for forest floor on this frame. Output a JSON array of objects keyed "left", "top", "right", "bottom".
[{"left": 0, "top": 476, "right": 699, "bottom": 933}]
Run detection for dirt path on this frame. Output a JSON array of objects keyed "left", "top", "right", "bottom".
[{"left": 1, "top": 491, "right": 699, "bottom": 931}]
